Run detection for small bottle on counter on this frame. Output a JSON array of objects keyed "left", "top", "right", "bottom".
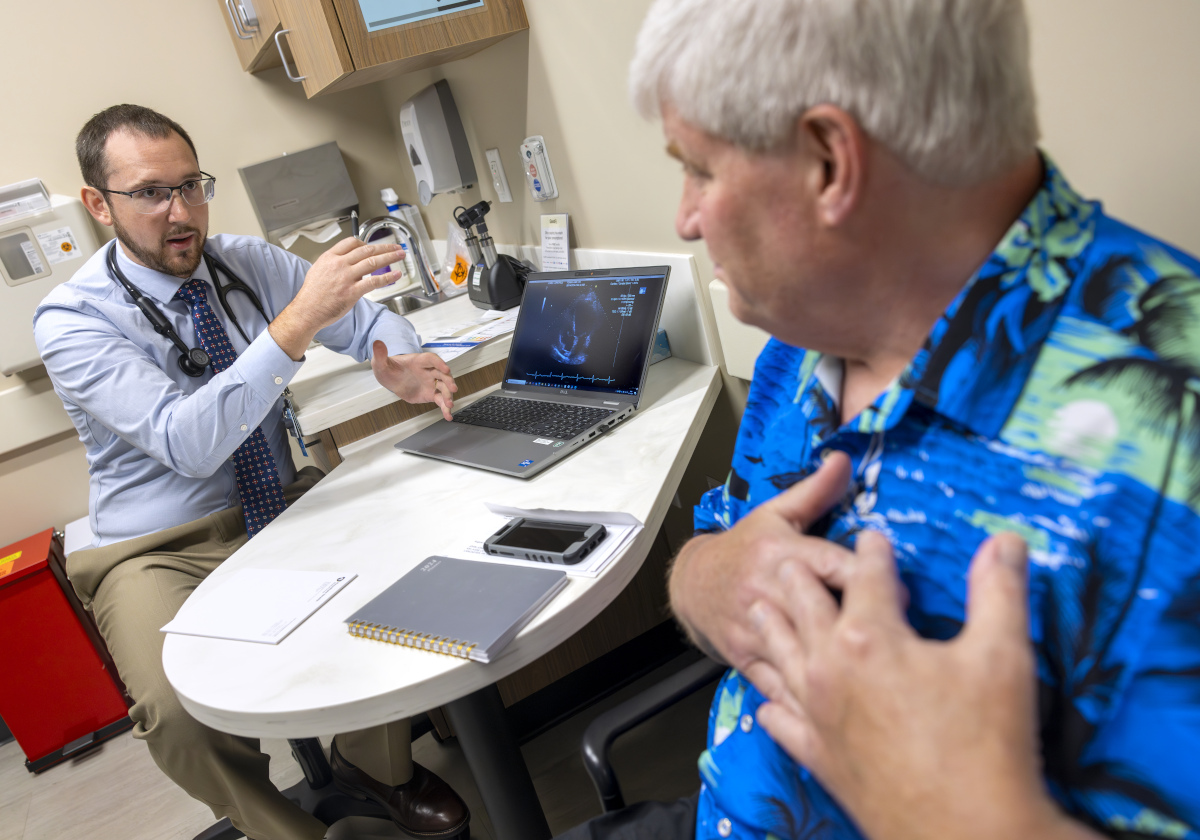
[{"left": 381, "top": 188, "right": 420, "bottom": 284}]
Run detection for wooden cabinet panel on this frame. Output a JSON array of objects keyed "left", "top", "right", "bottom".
[
  {"left": 248, "top": 0, "right": 527, "bottom": 98},
  {"left": 331, "top": 0, "right": 527, "bottom": 69},
  {"left": 274, "top": 0, "right": 356, "bottom": 97},
  {"left": 218, "top": 0, "right": 284, "bottom": 72}
]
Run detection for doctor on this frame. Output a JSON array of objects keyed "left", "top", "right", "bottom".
[{"left": 34, "top": 105, "right": 468, "bottom": 840}]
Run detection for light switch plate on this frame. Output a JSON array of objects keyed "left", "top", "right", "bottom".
[{"left": 485, "top": 148, "right": 513, "bottom": 203}]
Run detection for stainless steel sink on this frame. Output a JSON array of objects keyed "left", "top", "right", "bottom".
[{"left": 387, "top": 289, "right": 450, "bottom": 315}]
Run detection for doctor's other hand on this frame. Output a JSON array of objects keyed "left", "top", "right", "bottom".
[
  {"left": 667, "top": 453, "right": 854, "bottom": 688},
  {"left": 371, "top": 341, "right": 457, "bottom": 421},
  {"left": 754, "top": 532, "right": 1100, "bottom": 840},
  {"left": 270, "top": 237, "right": 406, "bottom": 359}
]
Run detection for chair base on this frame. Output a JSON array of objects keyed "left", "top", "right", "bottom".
[
  {"left": 192, "top": 734, "right": 392, "bottom": 840},
  {"left": 192, "top": 776, "right": 390, "bottom": 840},
  {"left": 192, "top": 777, "right": 388, "bottom": 840}
]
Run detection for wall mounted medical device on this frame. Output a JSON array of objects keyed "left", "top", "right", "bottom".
[
  {"left": 519, "top": 135, "right": 558, "bottom": 201},
  {"left": 0, "top": 180, "right": 99, "bottom": 375},
  {"left": 238, "top": 142, "right": 359, "bottom": 245},
  {"left": 453, "top": 199, "right": 532, "bottom": 310},
  {"left": 399, "top": 80, "right": 478, "bottom": 206}
]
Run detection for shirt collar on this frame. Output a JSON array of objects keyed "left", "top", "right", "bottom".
[
  {"left": 110, "top": 240, "right": 214, "bottom": 306},
  {"left": 800, "top": 154, "right": 1097, "bottom": 439}
]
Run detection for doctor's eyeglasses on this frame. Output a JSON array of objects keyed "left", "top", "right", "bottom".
[{"left": 101, "top": 173, "right": 217, "bottom": 214}]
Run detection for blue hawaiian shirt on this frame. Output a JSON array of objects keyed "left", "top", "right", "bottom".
[{"left": 692, "top": 158, "right": 1200, "bottom": 840}]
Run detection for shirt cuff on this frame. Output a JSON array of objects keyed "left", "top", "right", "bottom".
[
  {"left": 232, "top": 329, "right": 305, "bottom": 403},
  {"left": 371, "top": 317, "right": 422, "bottom": 358}
]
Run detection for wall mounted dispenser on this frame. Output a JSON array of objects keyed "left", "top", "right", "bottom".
[
  {"left": 238, "top": 142, "right": 358, "bottom": 246},
  {"left": 399, "top": 80, "right": 477, "bottom": 206}
]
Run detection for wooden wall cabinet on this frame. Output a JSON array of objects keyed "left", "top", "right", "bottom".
[
  {"left": 266, "top": 0, "right": 528, "bottom": 98},
  {"left": 218, "top": 0, "right": 284, "bottom": 72}
]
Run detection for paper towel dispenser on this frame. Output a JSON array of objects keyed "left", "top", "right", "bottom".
[
  {"left": 399, "top": 80, "right": 477, "bottom": 206},
  {"left": 238, "top": 142, "right": 358, "bottom": 244},
  {"left": 0, "top": 180, "right": 100, "bottom": 375}
]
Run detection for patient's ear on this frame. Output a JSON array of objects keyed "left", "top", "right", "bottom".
[{"left": 798, "top": 105, "right": 865, "bottom": 228}]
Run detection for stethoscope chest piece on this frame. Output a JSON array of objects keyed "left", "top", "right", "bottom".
[{"left": 180, "top": 346, "right": 211, "bottom": 377}]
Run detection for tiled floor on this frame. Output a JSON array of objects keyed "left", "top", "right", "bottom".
[{"left": 0, "top": 658, "right": 717, "bottom": 840}]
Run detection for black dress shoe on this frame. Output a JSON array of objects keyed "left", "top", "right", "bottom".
[{"left": 330, "top": 738, "right": 470, "bottom": 838}]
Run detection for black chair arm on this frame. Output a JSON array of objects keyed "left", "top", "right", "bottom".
[{"left": 581, "top": 657, "right": 727, "bottom": 813}]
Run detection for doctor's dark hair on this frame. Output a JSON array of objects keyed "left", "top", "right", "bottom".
[
  {"left": 76, "top": 104, "right": 198, "bottom": 191},
  {"left": 629, "top": 0, "right": 1039, "bottom": 188}
]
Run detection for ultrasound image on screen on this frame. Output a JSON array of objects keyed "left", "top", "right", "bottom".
[{"left": 505, "top": 274, "right": 667, "bottom": 396}]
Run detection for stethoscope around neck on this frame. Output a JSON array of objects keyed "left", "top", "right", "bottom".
[{"left": 106, "top": 239, "right": 268, "bottom": 378}]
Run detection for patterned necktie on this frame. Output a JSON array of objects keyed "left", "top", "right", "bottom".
[{"left": 175, "top": 278, "right": 287, "bottom": 538}]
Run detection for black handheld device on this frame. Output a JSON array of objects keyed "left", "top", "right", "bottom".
[{"left": 483, "top": 518, "right": 607, "bottom": 566}]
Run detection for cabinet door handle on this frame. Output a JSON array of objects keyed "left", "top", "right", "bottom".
[
  {"left": 274, "top": 29, "right": 307, "bottom": 82},
  {"left": 239, "top": 0, "right": 261, "bottom": 29},
  {"left": 225, "top": 0, "right": 255, "bottom": 39}
]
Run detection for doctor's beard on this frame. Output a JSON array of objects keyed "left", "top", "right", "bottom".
[{"left": 111, "top": 216, "right": 206, "bottom": 279}]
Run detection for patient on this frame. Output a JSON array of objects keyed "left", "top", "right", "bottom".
[{"left": 559, "top": 0, "right": 1200, "bottom": 838}]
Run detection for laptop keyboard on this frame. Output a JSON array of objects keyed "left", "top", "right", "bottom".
[{"left": 454, "top": 396, "right": 614, "bottom": 439}]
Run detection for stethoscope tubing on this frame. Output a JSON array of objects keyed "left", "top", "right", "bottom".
[{"left": 106, "top": 239, "right": 269, "bottom": 374}]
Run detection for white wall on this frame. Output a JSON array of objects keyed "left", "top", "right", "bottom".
[{"left": 2, "top": 0, "right": 1199, "bottom": 548}]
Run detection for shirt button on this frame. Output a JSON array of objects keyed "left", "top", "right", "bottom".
[
  {"left": 740, "top": 714, "right": 753, "bottom": 733},
  {"left": 717, "top": 817, "right": 732, "bottom": 837},
  {"left": 274, "top": 376, "right": 283, "bottom": 385},
  {"left": 240, "top": 424, "right": 248, "bottom": 432}
]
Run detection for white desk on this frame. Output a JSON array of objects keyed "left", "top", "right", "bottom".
[
  {"left": 285, "top": 248, "right": 716, "bottom": 469},
  {"left": 162, "top": 356, "right": 720, "bottom": 838}
]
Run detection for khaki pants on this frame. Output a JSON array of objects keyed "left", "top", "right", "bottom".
[{"left": 68, "top": 468, "right": 413, "bottom": 840}]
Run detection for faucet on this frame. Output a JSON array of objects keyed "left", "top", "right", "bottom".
[{"left": 356, "top": 215, "right": 441, "bottom": 299}]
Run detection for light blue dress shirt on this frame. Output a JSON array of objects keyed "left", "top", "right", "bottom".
[{"left": 34, "top": 233, "right": 420, "bottom": 547}]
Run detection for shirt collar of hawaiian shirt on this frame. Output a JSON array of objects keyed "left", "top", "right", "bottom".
[
  {"left": 800, "top": 153, "right": 1098, "bottom": 441},
  {"left": 112, "top": 239, "right": 216, "bottom": 307}
]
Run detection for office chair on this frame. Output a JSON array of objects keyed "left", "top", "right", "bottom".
[
  {"left": 580, "top": 655, "right": 726, "bottom": 812},
  {"left": 195, "top": 714, "right": 435, "bottom": 840}
]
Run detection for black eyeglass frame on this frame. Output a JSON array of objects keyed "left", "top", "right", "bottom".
[{"left": 99, "top": 172, "right": 217, "bottom": 213}]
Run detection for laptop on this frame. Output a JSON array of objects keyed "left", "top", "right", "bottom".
[{"left": 395, "top": 266, "right": 671, "bottom": 478}]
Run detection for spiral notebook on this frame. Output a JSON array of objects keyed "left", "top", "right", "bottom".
[{"left": 344, "top": 556, "right": 567, "bottom": 663}]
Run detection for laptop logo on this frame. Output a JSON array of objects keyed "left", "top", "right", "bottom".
[
  {"left": 519, "top": 459, "right": 534, "bottom": 468},
  {"left": 603, "top": 401, "right": 620, "bottom": 405}
]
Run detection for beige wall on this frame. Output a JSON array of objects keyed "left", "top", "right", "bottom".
[
  {"left": 2, "top": 0, "right": 1200, "bottom": 547},
  {"left": 1028, "top": 0, "right": 1200, "bottom": 254}
]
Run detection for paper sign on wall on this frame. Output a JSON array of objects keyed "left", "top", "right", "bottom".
[
  {"left": 541, "top": 213, "right": 569, "bottom": 272},
  {"left": 357, "top": 0, "right": 485, "bottom": 33}
]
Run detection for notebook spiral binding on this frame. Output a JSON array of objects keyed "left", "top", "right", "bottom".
[{"left": 347, "top": 621, "right": 478, "bottom": 659}]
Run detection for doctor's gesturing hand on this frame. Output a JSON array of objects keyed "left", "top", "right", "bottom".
[
  {"left": 752, "top": 531, "right": 1104, "bottom": 840},
  {"left": 371, "top": 341, "right": 457, "bottom": 421},
  {"left": 268, "top": 236, "right": 407, "bottom": 360}
]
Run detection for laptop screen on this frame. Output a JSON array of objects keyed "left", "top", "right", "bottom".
[{"left": 503, "top": 271, "right": 668, "bottom": 398}]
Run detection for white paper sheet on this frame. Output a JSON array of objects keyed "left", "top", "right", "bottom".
[
  {"left": 160, "top": 569, "right": 357, "bottom": 645},
  {"left": 422, "top": 309, "right": 520, "bottom": 362}
]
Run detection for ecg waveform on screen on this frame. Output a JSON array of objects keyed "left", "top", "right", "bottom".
[{"left": 527, "top": 371, "right": 617, "bottom": 385}]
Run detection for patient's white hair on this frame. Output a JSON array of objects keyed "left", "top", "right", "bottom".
[{"left": 629, "top": 0, "right": 1039, "bottom": 186}]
